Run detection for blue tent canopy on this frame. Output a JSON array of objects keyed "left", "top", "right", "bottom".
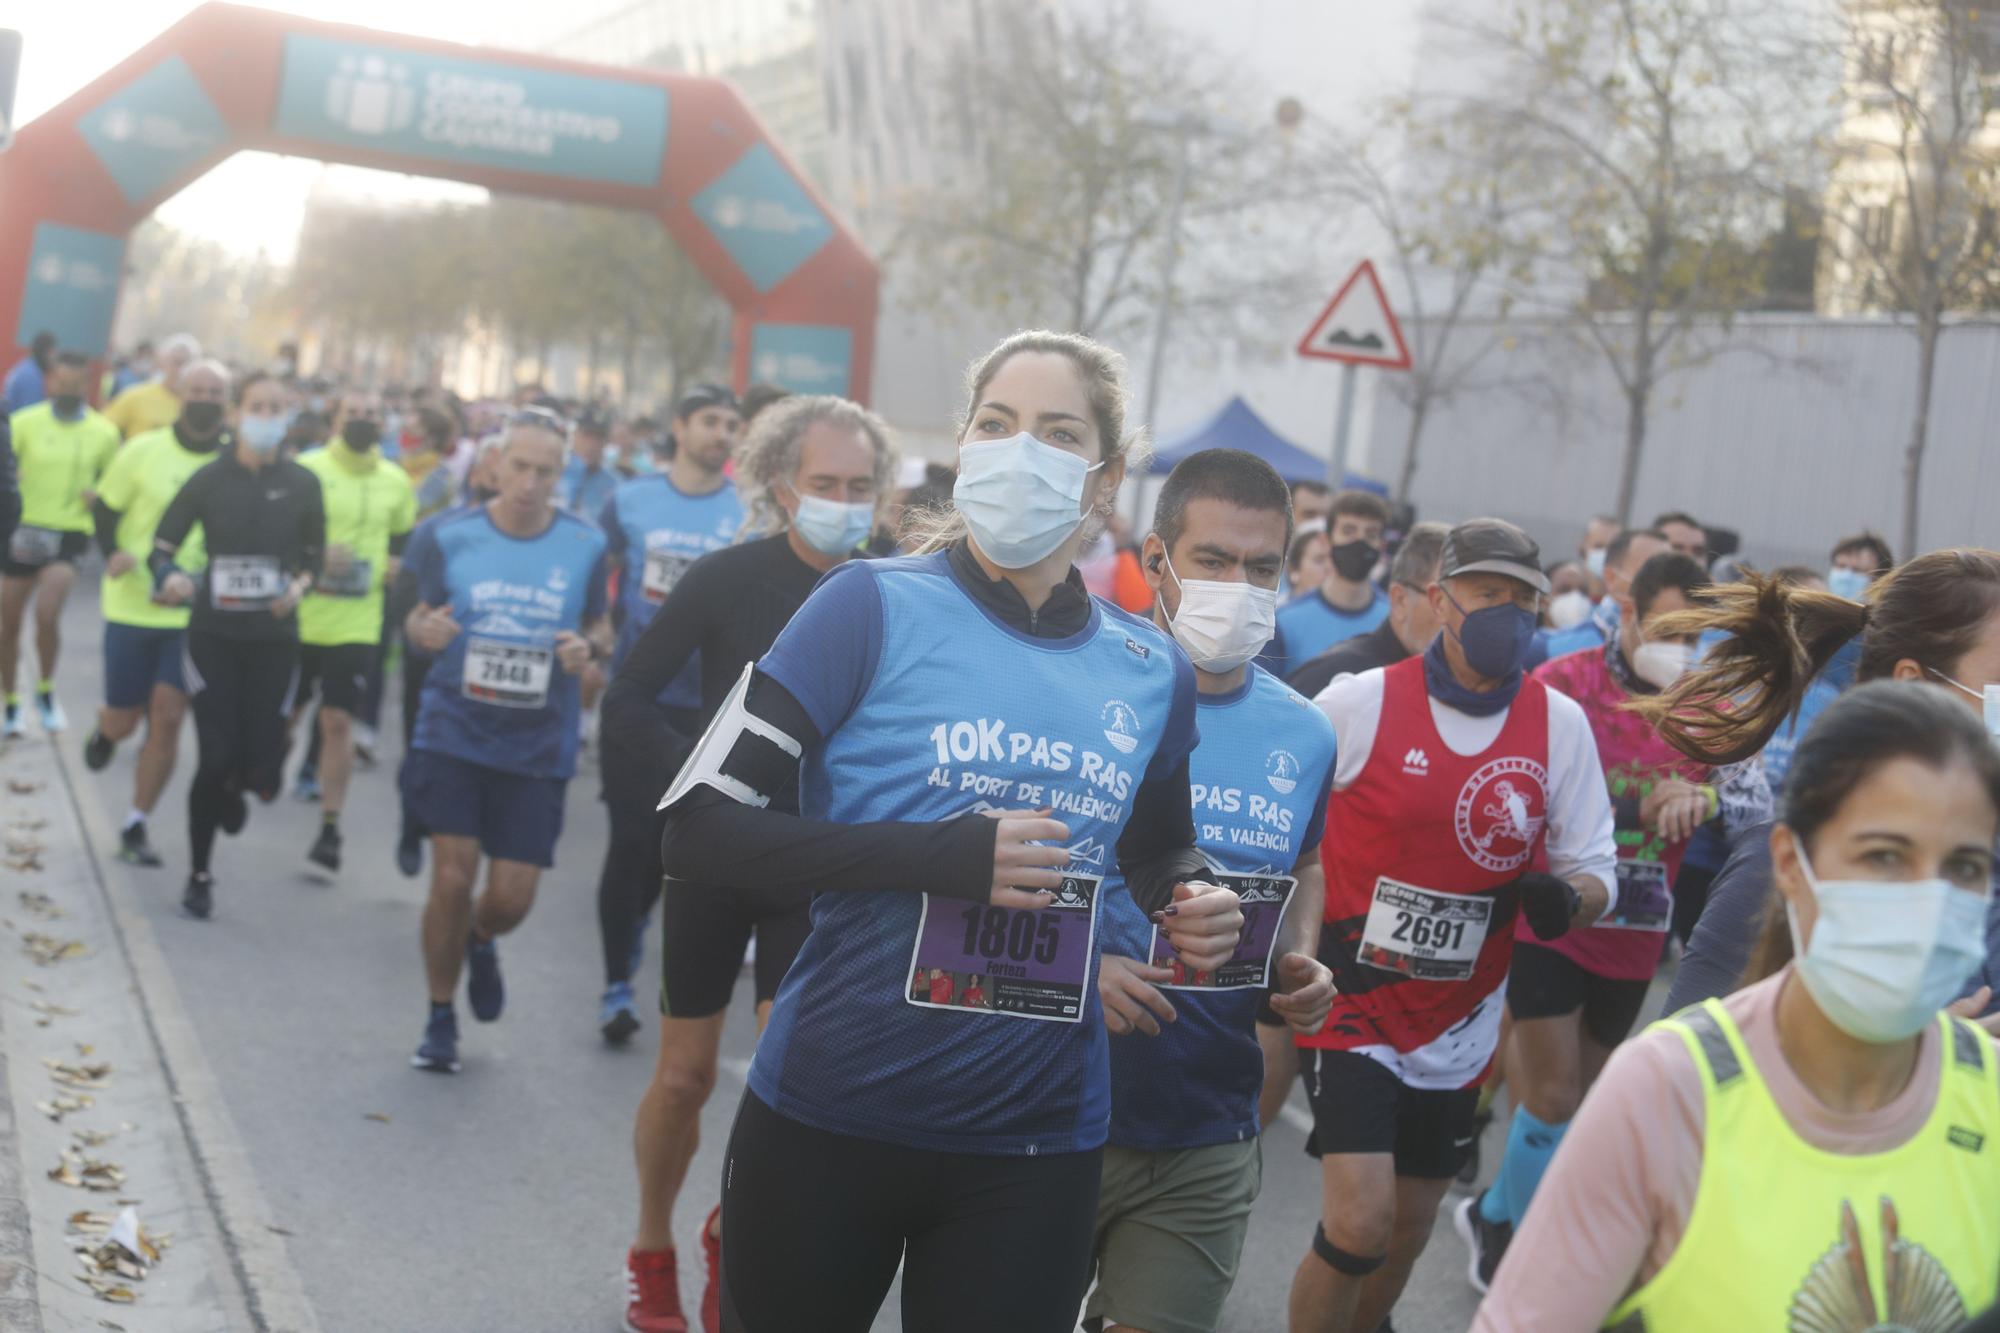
[{"left": 1148, "top": 396, "right": 1388, "bottom": 496}]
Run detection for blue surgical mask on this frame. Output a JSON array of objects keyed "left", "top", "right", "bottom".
[
  {"left": 1789, "top": 848, "right": 1989, "bottom": 1043},
  {"left": 952, "top": 432, "right": 1103, "bottom": 569},
  {"left": 239, "top": 414, "right": 288, "bottom": 455},
  {"left": 1931, "top": 669, "right": 2000, "bottom": 745},
  {"left": 1443, "top": 588, "right": 1537, "bottom": 679},
  {"left": 1827, "top": 566, "right": 1872, "bottom": 602},
  {"left": 791, "top": 491, "right": 874, "bottom": 557}
]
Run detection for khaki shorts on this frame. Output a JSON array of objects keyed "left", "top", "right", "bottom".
[{"left": 1083, "top": 1137, "right": 1263, "bottom": 1333}]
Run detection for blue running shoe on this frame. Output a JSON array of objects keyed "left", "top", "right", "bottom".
[
  {"left": 411, "top": 1007, "right": 460, "bottom": 1073},
  {"left": 293, "top": 774, "right": 320, "bottom": 802},
  {"left": 466, "top": 936, "right": 504, "bottom": 1022},
  {"left": 600, "top": 981, "right": 640, "bottom": 1046}
]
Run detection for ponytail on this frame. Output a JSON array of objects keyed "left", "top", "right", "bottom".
[{"left": 1631, "top": 571, "right": 1868, "bottom": 765}]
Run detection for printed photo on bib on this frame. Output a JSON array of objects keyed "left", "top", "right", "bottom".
[
  {"left": 8, "top": 525, "right": 61, "bottom": 566},
  {"left": 906, "top": 873, "right": 1100, "bottom": 1022},
  {"left": 1359, "top": 876, "right": 1492, "bottom": 982},
  {"left": 318, "top": 557, "right": 374, "bottom": 598},
  {"left": 462, "top": 636, "right": 553, "bottom": 709},
  {"left": 1147, "top": 871, "right": 1295, "bottom": 990},
  {"left": 210, "top": 555, "right": 284, "bottom": 611},
  {"left": 1599, "top": 858, "right": 1672, "bottom": 932},
  {"left": 642, "top": 548, "right": 694, "bottom": 604}
]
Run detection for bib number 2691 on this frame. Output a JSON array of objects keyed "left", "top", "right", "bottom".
[{"left": 907, "top": 873, "right": 1099, "bottom": 1023}]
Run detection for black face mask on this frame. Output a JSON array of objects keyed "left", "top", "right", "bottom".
[
  {"left": 1329, "top": 538, "right": 1380, "bottom": 584},
  {"left": 342, "top": 420, "right": 382, "bottom": 451},
  {"left": 470, "top": 485, "right": 498, "bottom": 504},
  {"left": 180, "top": 401, "right": 225, "bottom": 436},
  {"left": 51, "top": 394, "right": 83, "bottom": 418}
]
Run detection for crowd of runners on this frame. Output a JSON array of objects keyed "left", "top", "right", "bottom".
[{"left": 2, "top": 324, "right": 1997, "bottom": 1333}]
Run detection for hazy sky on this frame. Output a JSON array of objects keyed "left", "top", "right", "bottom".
[
  {"left": 12, "top": 1, "right": 581, "bottom": 261},
  {"left": 12, "top": 0, "right": 1422, "bottom": 263}
]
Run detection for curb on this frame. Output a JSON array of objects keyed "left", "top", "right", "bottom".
[
  {"left": 51, "top": 743, "right": 323, "bottom": 1333},
  {"left": 0, "top": 969, "right": 43, "bottom": 1333}
]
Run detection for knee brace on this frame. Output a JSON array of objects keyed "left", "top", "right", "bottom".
[{"left": 1313, "top": 1223, "right": 1386, "bottom": 1276}]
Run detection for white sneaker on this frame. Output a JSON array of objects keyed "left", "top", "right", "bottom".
[{"left": 36, "top": 694, "right": 67, "bottom": 734}]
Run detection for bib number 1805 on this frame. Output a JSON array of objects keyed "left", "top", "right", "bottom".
[{"left": 958, "top": 905, "right": 1061, "bottom": 966}]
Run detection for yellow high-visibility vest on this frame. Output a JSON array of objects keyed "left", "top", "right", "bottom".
[{"left": 1606, "top": 999, "right": 2000, "bottom": 1332}]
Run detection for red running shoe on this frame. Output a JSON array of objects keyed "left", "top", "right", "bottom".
[
  {"left": 699, "top": 1206, "right": 723, "bottom": 1333},
  {"left": 624, "top": 1247, "right": 687, "bottom": 1333}
]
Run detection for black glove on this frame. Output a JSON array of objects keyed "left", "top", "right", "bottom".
[{"left": 1516, "top": 871, "right": 1582, "bottom": 940}]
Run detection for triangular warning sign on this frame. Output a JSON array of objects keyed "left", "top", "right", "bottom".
[{"left": 1297, "top": 260, "right": 1411, "bottom": 370}]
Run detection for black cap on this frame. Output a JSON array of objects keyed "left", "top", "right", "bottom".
[
  {"left": 674, "top": 382, "right": 739, "bottom": 419},
  {"left": 1440, "top": 518, "right": 1551, "bottom": 594}
]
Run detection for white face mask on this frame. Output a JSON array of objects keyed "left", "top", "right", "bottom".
[
  {"left": 1631, "top": 639, "right": 1693, "bottom": 690},
  {"left": 238, "top": 413, "right": 287, "bottom": 455},
  {"left": 1548, "top": 589, "right": 1594, "bottom": 630},
  {"left": 952, "top": 432, "right": 1103, "bottom": 569},
  {"left": 1788, "top": 847, "right": 1990, "bottom": 1044},
  {"left": 1161, "top": 554, "right": 1278, "bottom": 673},
  {"left": 790, "top": 491, "right": 875, "bottom": 557},
  {"left": 1584, "top": 547, "right": 1608, "bottom": 579},
  {"left": 1931, "top": 669, "right": 2000, "bottom": 745}
]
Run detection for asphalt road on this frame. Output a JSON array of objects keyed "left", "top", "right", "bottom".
[{"left": 45, "top": 580, "right": 1493, "bottom": 1333}]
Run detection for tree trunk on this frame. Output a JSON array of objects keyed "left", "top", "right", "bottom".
[
  {"left": 1903, "top": 314, "right": 1942, "bottom": 557},
  {"left": 1614, "top": 374, "right": 1651, "bottom": 527},
  {"left": 1396, "top": 396, "right": 1430, "bottom": 504}
]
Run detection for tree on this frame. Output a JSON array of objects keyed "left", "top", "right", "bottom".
[
  {"left": 1440, "top": 0, "right": 1796, "bottom": 523},
  {"left": 1313, "top": 103, "right": 1535, "bottom": 502},
  {"left": 1811, "top": 0, "right": 2000, "bottom": 553},
  {"left": 890, "top": 0, "right": 1307, "bottom": 347}
]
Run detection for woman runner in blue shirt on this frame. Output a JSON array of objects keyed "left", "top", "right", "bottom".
[{"left": 658, "top": 331, "right": 1243, "bottom": 1333}]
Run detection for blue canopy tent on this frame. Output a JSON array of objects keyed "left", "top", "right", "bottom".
[{"left": 1147, "top": 396, "right": 1388, "bottom": 495}]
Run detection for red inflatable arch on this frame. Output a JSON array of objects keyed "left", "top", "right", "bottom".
[{"left": 0, "top": 2, "right": 878, "bottom": 401}]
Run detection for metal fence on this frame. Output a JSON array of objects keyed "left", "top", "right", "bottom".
[{"left": 1365, "top": 316, "right": 2000, "bottom": 571}]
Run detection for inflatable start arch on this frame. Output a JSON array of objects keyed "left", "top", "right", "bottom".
[{"left": 0, "top": 2, "right": 878, "bottom": 400}]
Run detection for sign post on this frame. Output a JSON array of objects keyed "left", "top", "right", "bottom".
[
  {"left": 0, "top": 30, "right": 21, "bottom": 155},
  {"left": 1296, "top": 259, "right": 1411, "bottom": 485}
]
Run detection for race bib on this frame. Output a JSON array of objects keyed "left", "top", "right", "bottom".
[
  {"left": 317, "top": 557, "right": 374, "bottom": 598},
  {"left": 1599, "top": 858, "right": 1672, "bottom": 932},
  {"left": 461, "top": 637, "right": 552, "bottom": 709},
  {"left": 641, "top": 548, "right": 693, "bottom": 604},
  {"left": 7, "top": 525, "right": 61, "bottom": 565},
  {"left": 210, "top": 556, "right": 284, "bottom": 611},
  {"left": 906, "top": 873, "right": 1100, "bottom": 1023},
  {"left": 1147, "top": 871, "right": 1296, "bottom": 991},
  {"left": 1358, "top": 877, "right": 1492, "bottom": 982}
]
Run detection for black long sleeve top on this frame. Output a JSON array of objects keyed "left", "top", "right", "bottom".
[
  {"left": 150, "top": 449, "right": 324, "bottom": 641},
  {"left": 659, "top": 537, "right": 1207, "bottom": 915}
]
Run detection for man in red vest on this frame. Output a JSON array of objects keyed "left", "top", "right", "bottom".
[{"left": 1288, "top": 518, "right": 1618, "bottom": 1333}]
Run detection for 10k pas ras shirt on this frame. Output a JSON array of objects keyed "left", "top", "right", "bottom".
[{"left": 411, "top": 506, "right": 608, "bottom": 781}]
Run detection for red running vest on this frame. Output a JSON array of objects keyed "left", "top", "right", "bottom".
[{"left": 1304, "top": 656, "right": 1551, "bottom": 1060}]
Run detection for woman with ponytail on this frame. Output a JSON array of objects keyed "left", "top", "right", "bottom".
[{"left": 1634, "top": 549, "right": 2000, "bottom": 1012}]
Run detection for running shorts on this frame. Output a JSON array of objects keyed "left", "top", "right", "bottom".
[
  {"left": 103, "top": 622, "right": 188, "bottom": 709},
  {"left": 2, "top": 528, "right": 88, "bottom": 578},
  {"left": 659, "top": 872, "right": 813, "bottom": 1018},
  {"left": 401, "top": 747, "right": 567, "bottom": 868},
  {"left": 1300, "top": 1047, "right": 1479, "bottom": 1180},
  {"left": 1507, "top": 939, "right": 1653, "bottom": 1049},
  {"left": 293, "top": 641, "right": 375, "bottom": 713},
  {"left": 1083, "top": 1139, "right": 1262, "bottom": 1333}
]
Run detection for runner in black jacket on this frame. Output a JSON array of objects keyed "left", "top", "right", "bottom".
[{"left": 150, "top": 370, "right": 324, "bottom": 918}]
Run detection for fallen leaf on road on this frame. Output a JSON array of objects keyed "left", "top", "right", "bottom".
[
  {"left": 18, "top": 890, "right": 62, "bottom": 919},
  {"left": 24, "top": 933, "right": 85, "bottom": 964},
  {"left": 9, "top": 815, "right": 49, "bottom": 830},
  {"left": 265, "top": 1224, "right": 295, "bottom": 1237},
  {"left": 6, "top": 833, "right": 44, "bottom": 856},
  {"left": 48, "top": 1150, "right": 126, "bottom": 1192},
  {"left": 78, "top": 1276, "right": 136, "bottom": 1304},
  {"left": 36, "top": 1092, "right": 94, "bottom": 1121},
  {"left": 7, "top": 852, "right": 44, "bottom": 872},
  {"left": 32, "top": 999, "right": 79, "bottom": 1026},
  {"left": 71, "top": 1127, "right": 119, "bottom": 1148},
  {"left": 44, "top": 1057, "right": 113, "bottom": 1088},
  {"left": 363, "top": 1111, "right": 391, "bottom": 1123},
  {"left": 7, "top": 779, "right": 42, "bottom": 795}
]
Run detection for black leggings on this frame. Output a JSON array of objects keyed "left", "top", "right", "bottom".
[
  {"left": 595, "top": 708, "right": 697, "bottom": 986},
  {"left": 186, "top": 631, "right": 298, "bottom": 875},
  {"left": 719, "top": 1091, "right": 1102, "bottom": 1333}
]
